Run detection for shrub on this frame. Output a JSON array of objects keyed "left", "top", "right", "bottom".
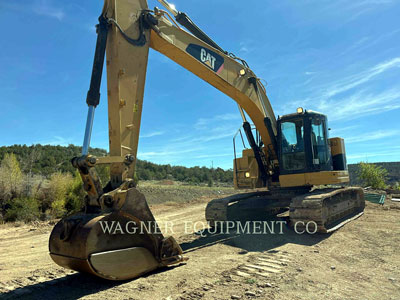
[
  {"left": 48, "top": 172, "right": 73, "bottom": 217},
  {"left": 207, "top": 178, "right": 213, "bottom": 187},
  {"left": 357, "top": 162, "right": 388, "bottom": 189},
  {"left": 65, "top": 171, "right": 85, "bottom": 214},
  {"left": 4, "top": 198, "right": 40, "bottom": 222},
  {"left": 0, "top": 153, "right": 23, "bottom": 205}
]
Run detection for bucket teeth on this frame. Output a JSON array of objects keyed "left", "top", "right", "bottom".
[{"left": 160, "top": 236, "right": 186, "bottom": 266}]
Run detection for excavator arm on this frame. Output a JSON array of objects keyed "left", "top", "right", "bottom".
[
  {"left": 88, "top": 0, "right": 278, "bottom": 189},
  {"left": 49, "top": 0, "right": 279, "bottom": 281}
]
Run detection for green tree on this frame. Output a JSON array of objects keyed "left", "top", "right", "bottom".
[
  {"left": 0, "top": 145, "right": 236, "bottom": 187},
  {"left": 357, "top": 162, "right": 388, "bottom": 189},
  {"left": 4, "top": 198, "right": 40, "bottom": 222},
  {"left": 0, "top": 153, "right": 23, "bottom": 204},
  {"left": 48, "top": 172, "right": 73, "bottom": 217},
  {"left": 65, "top": 171, "right": 85, "bottom": 214}
]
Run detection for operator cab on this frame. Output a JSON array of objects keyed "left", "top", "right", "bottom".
[{"left": 277, "top": 108, "right": 332, "bottom": 175}]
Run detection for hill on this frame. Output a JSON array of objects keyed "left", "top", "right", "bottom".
[
  {"left": 1, "top": 144, "right": 399, "bottom": 187},
  {"left": 0, "top": 144, "right": 233, "bottom": 185}
]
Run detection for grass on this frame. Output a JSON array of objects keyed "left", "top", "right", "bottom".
[{"left": 245, "top": 278, "right": 257, "bottom": 285}]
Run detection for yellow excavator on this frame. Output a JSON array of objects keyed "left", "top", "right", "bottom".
[{"left": 49, "top": 0, "right": 365, "bottom": 280}]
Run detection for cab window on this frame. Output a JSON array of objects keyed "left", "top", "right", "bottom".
[
  {"left": 281, "top": 120, "right": 305, "bottom": 171},
  {"left": 311, "top": 118, "right": 328, "bottom": 165}
]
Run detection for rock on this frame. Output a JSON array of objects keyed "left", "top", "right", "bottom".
[
  {"left": 231, "top": 295, "right": 241, "bottom": 300},
  {"left": 238, "top": 250, "right": 248, "bottom": 255},
  {"left": 224, "top": 275, "right": 232, "bottom": 282},
  {"left": 313, "top": 250, "right": 319, "bottom": 253},
  {"left": 296, "top": 268, "right": 303, "bottom": 272},
  {"left": 36, "top": 277, "right": 47, "bottom": 282},
  {"left": 281, "top": 262, "right": 288, "bottom": 266},
  {"left": 203, "top": 286, "right": 210, "bottom": 291},
  {"left": 330, "top": 266, "right": 336, "bottom": 270},
  {"left": 257, "top": 282, "right": 272, "bottom": 288},
  {"left": 389, "top": 277, "right": 396, "bottom": 282},
  {"left": 245, "top": 291, "right": 256, "bottom": 297}
]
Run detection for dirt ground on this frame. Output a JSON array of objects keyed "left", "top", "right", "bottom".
[
  {"left": 0, "top": 194, "right": 399, "bottom": 300},
  {"left": 136, "top": 182, "right": 236, "bottom": 205}
]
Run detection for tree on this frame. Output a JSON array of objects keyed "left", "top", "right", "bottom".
[
  {"left": 64, "top": 171, "right": 85, "bottom": 214},
  {"left": 4, "top": 198, "right": 40, "bottom": 222},
  {"left": 47, "top": 172, "right": 73, "bottom": 217},
  {"left": 0, "top": 145, "right": 236, "bottom": 186},
  {"left": 22, "top": 148, "right": 41, "bottom": 197},
  {"left": 0, "top": 153, "right": 23, "bottom": 204},
  {"left": 357, "top": 162, "right": 388, "bottom": 189}
]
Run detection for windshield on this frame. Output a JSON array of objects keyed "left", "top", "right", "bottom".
[
  {"left": 281, "top": 120, "right": 306, "bottom": 171},
  {"left": 311, "top": 118, "right": 329, "bottom": 165}
]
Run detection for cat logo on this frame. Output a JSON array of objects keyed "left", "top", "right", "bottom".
[
  {"left": 186, "top": 44, "right": 224, "bottom": 73},
  {"left": 200, "top": 48, "right": 217, "bottom": 69}
]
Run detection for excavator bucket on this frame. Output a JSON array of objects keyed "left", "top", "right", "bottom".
[{"left": 49, "top": 187, "right": 185, "bottom": 280}]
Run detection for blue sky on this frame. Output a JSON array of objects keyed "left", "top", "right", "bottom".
[{"left": 1, "top": 0, "right": 399, "bottom": 169}]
